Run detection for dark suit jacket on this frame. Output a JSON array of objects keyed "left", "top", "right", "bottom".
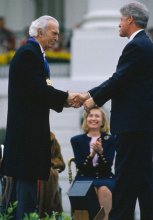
[
  {"left": 3, "top": 40, "right": 68, "bottom": 180},
  {"left": 89, "top": 31, "right": 153, "bottom": 134},
  {"left": 71, "top": 133, "right": 115, "bottom": 178}
]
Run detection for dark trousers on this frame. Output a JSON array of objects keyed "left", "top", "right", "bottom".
[
  {"left": 7, "top": 179, "right": 37, "bottom": 220},
  {"left": 109, "top": 133, "right": 153, "bottom": 220}
]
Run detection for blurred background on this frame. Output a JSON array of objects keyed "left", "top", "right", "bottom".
[{"left": 0, "top": 0, "right": 153, "bottom": 218}]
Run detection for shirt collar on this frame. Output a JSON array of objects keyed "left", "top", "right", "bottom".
[
  {"left": 128, "top": 29, "right": 144, "bottom": 42},
  {"left": 39, "top": 43, "right": 45, "bottom": 57}
]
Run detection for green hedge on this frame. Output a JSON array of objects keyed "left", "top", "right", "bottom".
[{"left": 0, "top": 202, "right": 72, "bottom": 220}]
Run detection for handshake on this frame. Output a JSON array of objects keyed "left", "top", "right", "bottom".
[{"left": 65, "top": 92, "right": 96, "bottom": 111}]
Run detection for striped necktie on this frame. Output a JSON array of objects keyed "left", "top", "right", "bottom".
[{"left": 43, "top": 54, "right": 51, "bottom": 78}]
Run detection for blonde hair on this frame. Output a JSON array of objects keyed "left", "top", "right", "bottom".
[{"left": 82, "top": 107, "right": 110, "bottom": 134}]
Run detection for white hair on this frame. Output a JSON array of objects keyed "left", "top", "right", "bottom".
[{"left": 29, "top": 15, "right": 59, "bottom": 37}]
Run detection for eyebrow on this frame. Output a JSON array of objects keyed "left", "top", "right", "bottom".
[{"left": 53, "top": 30, "right": 59, "bottom": 35}]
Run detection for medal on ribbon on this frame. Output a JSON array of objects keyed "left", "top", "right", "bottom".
[{"left": 46, "top": 78, "right": 52, "bottom": 86}]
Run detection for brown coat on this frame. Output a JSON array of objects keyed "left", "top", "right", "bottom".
[{"left": 38, "top": 132, "right": 65, "bottom": 217}]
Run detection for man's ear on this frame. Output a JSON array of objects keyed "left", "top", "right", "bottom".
[
  {"left": 38, "top": 28, "right": 43, "bottom": 37},
  {"left": 127, "top": 16, "right": 134, "bottom": 24}
]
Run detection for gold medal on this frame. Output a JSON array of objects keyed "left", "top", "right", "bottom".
[{"left": 46, "top": 78, "right": 52, "bottom": 86}]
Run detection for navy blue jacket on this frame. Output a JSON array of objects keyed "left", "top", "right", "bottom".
[
  {"left": 89, "top": 31, "right": 153, "bottom": 134},
  {"left": 71, "top": 133, "right": 115, "bottom": 178},
  {"left": 3, "top": 41, "right": 68, "bottom": 180}
]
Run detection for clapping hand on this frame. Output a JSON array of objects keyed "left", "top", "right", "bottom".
[{"left": 89, "top": 137, "right": 103, "bottom": 157}]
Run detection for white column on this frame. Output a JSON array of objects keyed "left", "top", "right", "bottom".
[{"left": 64, "top": 0, "right": 88, "bottom": 30}]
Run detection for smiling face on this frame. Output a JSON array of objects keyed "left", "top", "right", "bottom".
[
  {"left": 38, "top": 20, "right": 59, "bottom": 51},
  {"left": 86, "top": 108, "right": 103, "bottom": 132}
]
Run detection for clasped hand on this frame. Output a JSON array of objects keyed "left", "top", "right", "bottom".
[{"left": 65, "top": 92, "right": 96, "bottom": 111}]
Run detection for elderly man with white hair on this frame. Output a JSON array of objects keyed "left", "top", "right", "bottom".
[{"left": 2, "top": 15, "right": 77, "bottom": 219}]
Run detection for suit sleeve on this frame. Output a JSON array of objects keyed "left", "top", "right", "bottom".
[{"left": 89, "top": 43, "right": 143, "bottom": 106}]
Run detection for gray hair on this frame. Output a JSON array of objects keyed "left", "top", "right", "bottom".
[
  {"left": 29, "top": 15, "right": 59, "bottom": 37},
  {"left": 120, "top": 1, "right": 149, "bottom": 29}
]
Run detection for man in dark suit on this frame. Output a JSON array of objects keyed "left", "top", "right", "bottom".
[
  {"left": 2, "top": 15, "right": 78, "bottom": 219},
  {"left": 81, "top": 2, "right": 153, "bottom": 220}
]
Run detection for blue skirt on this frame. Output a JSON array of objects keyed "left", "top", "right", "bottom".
[{"left": 74, "top": 175, "right": 115, "bottom": 192}]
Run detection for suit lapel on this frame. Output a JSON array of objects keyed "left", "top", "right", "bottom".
[{"left": 27, "top": 41, "right": 48, "bottom": 79}]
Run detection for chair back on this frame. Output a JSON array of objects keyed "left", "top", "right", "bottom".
[{"left": 68, "top": 157, "right": 77, "bottom": 184}]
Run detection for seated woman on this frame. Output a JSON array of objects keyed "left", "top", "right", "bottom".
[
  {"left": 38, "top": 132, "right": 65, "bottom": 217},
  {"left": 70, "top": 107, "right": 116, "bottom": 220}
]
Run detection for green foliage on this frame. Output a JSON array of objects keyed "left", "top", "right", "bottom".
[
  {"left": 23, "top": 211, "right": 72, "bottom": 220},
  {"left": 0, "top": 202, "right": 72, "bottom": 220},
  {"left": 0, "top": 201, "right": 18, "bottom": 220}
]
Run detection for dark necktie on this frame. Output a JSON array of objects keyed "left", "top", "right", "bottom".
[{"left": 43, "top": 54, "right": 50, "bottom": 78}]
